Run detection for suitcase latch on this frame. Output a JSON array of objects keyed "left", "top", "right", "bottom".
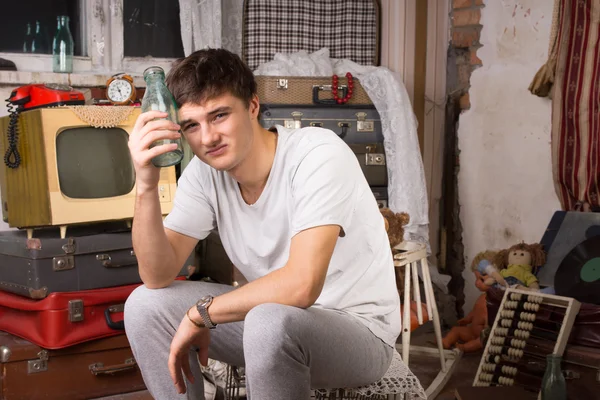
[
  {"left": 53, "top": 255, "right": 75, "bottom": 271},
  {"left": 284, "top": 111, "right": 303, "bottom": 129},
  {"left": 28, "top": 350, "right": 48, "bottom": 374},
  {"left": 62, "top": 238, "right": 76, "bottom": 254},
  {"left": 356, "top": 112, "right": 374, "bottom": 132},
  {"left": 68, "top": 299, "right": 84, "bottom": 322},
  {"left": 365, "top": 145, "right": 386, "bottom": 166},
  {"left": 276, "top": 79, "right": 288, "bottom": 89}
]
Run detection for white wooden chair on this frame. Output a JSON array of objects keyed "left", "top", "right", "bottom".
[{"left": 392, "top": 240, "right": 462, "bottom": 399}]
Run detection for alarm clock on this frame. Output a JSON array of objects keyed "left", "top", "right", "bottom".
[{"left": 105, "top": 73, "right": 137, "bottom": 105}]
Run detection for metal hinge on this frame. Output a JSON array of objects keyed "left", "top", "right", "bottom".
[
  {"left": 284, "top": 111, "right": 303, "bottom": 129},
  {"left": 68, "top": 299, "right": 84, "bottom": 322},
  {"left": 356, "top": 112, "right": 374, "bottom": 132},
  {"left": 28, "top": 350, "right": 49, "bottom": 374}
]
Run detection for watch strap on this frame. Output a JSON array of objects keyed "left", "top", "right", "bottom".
[{"left": 196, "top": 296, "right": 217, "bottom": 329}]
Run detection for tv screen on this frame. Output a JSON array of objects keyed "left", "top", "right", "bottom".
[{"left": 56, "top": 127, "right": 135, "bottom": 199}]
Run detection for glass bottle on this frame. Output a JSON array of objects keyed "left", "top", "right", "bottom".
[
  {"left": 541, "top": 354, "right": 567, "bottom": 400},
  {"left": 141, "top": 66, "right": 184, "bottom": 167},
  {"left": 31, "top": 21, "right": 47, "bottom": 54},
  {"left": 52, "top": 15, "right": 74, "bottom": 73},
  {"left": 22, "top": 23, "right": 32, "bottom": 53}
]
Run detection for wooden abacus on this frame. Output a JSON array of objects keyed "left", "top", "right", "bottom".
[{"left": 473, "top": 288, "right": 581, "bottom": 397}]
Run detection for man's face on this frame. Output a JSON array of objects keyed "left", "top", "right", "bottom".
[{"left": 178, "top": 92, "right": 259, "bottom": 172}]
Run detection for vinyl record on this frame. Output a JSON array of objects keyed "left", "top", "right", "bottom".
[{"left": 555, "top": 234, "right": 600, "bottom": 304}]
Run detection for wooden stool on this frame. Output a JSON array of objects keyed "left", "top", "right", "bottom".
[{"left": 393, "top": 240, "right": 462, "bottom": 399}]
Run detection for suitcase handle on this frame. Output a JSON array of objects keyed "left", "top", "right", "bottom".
[
  {"left": 89, "top": 358, "right": 136, "bottom": 376},
  {"left": 104, "top": 304, "right": 125, "bottom": 330},
  {"left": 96, "top": 253, "right": 136, "bottom": 268},
  {"left": 312, "top": 85, "right": 348, "bottom": 105}
]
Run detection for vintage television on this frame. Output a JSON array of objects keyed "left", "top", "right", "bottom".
[{"left": 0, "top": 107, "right": 177, "bottom": 237}]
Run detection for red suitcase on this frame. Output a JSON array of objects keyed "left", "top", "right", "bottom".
[{"left": 0, "top": 283, "right": 140, "bottom": 349}]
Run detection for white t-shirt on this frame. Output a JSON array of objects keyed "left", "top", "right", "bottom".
[{"left": 164, "top": 125, "right": 401, "bottom": 347}]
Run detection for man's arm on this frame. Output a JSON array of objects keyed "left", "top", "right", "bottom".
[
  {"left": 187, "top": 224, "right": 340, "bottom": 324},
  {"left": 132, "top": 189, "right": 198, "bottom": 289}
]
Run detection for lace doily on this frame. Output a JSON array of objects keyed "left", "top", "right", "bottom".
[
  {"left": 66, "top": 105, "right": 136, "bottom": 128},
  {"left": 315, "top": 350, "right": 426, "bottom": 399}
]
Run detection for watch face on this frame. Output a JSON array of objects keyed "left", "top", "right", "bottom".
[{"left": 107, "top": 79, "right": 133, "bottom": 103}]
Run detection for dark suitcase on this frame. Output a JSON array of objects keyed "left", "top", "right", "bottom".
[
  {"left": 193, "top": 231, "right": 248, "bottom": 287},
  {"left": 0, "top": 331, "right": 146, "bottom": 400},
  {"left": 259, "top": 106, "right": 387, "bottom": 187},
  {"left": 0, "top": 224, "right": 194, "bottom": 299},
  {"left": 371, "top": 186, "right": 388, "bottom": 209},
  {"left": 0, "top": 282, "right": 140, "bottom": 349},
  {"left": 260, "top": 104, "right": 382, "bottom": 143}
]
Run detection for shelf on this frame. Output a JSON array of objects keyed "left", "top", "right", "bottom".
[{"left": 0, "top": 71, "right": 145, "bottom": 88}]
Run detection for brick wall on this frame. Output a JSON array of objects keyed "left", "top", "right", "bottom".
[{"left": 451, "top": 0, "right": 484, "bottom": 110}]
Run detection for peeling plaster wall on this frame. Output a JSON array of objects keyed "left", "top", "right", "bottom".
[{"left": 458, "top": 0, "right": 561, "bottom": 313}]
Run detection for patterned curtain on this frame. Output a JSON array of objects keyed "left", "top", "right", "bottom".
[
  {"left": 551, "top": 0, "right": 600, "bottom": 210},
  {"left": 177, "top": 0, "right": 244, "bottom": 56}
]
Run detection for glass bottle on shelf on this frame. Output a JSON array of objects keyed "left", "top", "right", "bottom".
[
  {"left": 22, "top": 23, "right": 32, "bottom": 53},
  {"left": 31, "top": 21, "right": 47, "bottom": 54},
  {"left": 541, "top": 354, "right": 567, "bottom": 400},
  {"left": 52, "top": 15, "right": 74, "bottom": 73},
  {"left": 141, "top": 66, "right": 184, "bottom": 168}
]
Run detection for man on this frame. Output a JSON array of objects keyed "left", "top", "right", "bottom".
[{"left": 124, "top": 48, "right": 400, "bottom": 399}]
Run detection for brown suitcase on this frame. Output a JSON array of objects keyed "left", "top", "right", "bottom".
[
  {"left": 0, "top": 332, "right": 146, "bottom": 400},
  {"left": 256, "top": 75, "right": 372, "bottom": 106}
]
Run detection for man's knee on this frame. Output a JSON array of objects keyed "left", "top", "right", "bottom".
[
  {"left": 243, "top": 303, "right": 303, "bottom": 352},
  {"left": 124, "top": 285, "right": 169, "bottom": 336}
]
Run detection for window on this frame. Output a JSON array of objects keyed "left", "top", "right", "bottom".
[
  {"left": 123, "top": 0, "right": 184, "bottom": 59},
  {"left": 0, "top": 0, "right": 184, "bottom": 75}
]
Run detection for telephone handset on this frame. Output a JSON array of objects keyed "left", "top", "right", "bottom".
[{"left": 4, "top": 84, "right": 85, "bottom": 168}]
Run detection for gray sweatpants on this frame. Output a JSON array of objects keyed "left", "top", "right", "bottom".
[{"left": 124, "top": 280, "right": 393, "bottom": 400}]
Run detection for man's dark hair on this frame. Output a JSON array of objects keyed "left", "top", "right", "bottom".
[{"left": 166, "top": 48, "right": 256, "bottom": 109}]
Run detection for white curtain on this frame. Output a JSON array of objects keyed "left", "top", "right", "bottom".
[{"left": 178, "top": 0, "right": 244, "bottom": 56}]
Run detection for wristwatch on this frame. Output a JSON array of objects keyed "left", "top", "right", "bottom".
[{"left": 195, "top": 295, "right": 217, "bottom": 329}]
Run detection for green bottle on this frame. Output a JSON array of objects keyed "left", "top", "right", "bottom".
[
  {"left": 541, "top": 354, "right": 567, "bottom": 400},
  {"left": 31, "top": 21, "right": 47, "bottom": 54},
  {"left": 52, "top": 15, "right": 74, "bottom": 73},
  {"left": 22, "top": 23, "right": 32, "bottom": 53},
  {"left": 141, "top": 66, "right": 184, "bottom": 168}
]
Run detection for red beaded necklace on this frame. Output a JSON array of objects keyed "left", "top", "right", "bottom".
[{"left": 332, "top": 72, "right": 354, "bottom": 104}]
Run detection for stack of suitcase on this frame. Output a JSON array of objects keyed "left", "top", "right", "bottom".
[
  {"left": 0, "top": 222, "right": 193, "bottom": 399},
  {"left": 256, "top": 75, "right": 389, "bottom": 208}
]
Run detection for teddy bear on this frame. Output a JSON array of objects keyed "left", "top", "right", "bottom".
[
  {"left": 380, "top": 207, "right": 409, "bottom": 248},
  {"left": 488, "top": 242, "right": 546, "bottom": 291},
  {"left": 380, "top": 207, "right": 411, "bottom": 298}
]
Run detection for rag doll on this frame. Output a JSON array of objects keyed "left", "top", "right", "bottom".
[{"left": 490, "top": 242, "right": 546, "bottom": 291}]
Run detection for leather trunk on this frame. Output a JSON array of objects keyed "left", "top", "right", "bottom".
[
  {"left": 0, "top": 332, "right": 146, "bottom": 400},
  {"left": 0, "top": 223, "right": 194, "bottom": 299},
  {"left": 0, "top": 283, "right": 140, "bottom": 349}
]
